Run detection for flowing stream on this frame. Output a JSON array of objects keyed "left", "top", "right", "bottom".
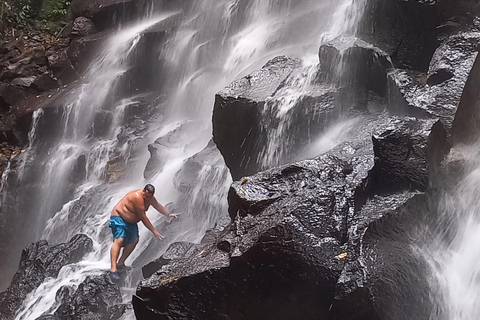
[{"left": 0, "top": 0, "right": 368, "bottom": 319}]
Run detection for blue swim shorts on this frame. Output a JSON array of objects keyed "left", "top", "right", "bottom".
[{"left": 109, "top": 216, "right": 139, "bottom": 246}]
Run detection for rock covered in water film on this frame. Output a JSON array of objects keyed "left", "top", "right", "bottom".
[
  {"left": 133, "top": 155, "right": 373, "bottom": 320},
  {"left": 54, "top": 274, "right": 126, "bottom": 320},
  {"left": 451, "top": 53, "right": 480, "bottom": 146},
  {"left": 0, "top": 234, "right": 93, "bottom": 320},
  {"left": 332, "top": 193, "right": 432, "bottom": 320},
  {"left": 213, "top": 55, "right": 342, "bottom": 180},
  {"left": 369, "top": 117, "right": 439, "bottom": 194}
]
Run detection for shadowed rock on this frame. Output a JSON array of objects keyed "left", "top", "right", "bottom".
[
  {"left": 318, "top": 36, "right": 391, "bottom": 102},
  {"left": 332, "top": 193, "right": 432, "bottom": 320},
  {"left": 133, "top": 154, "right": 373, "bottom": 320},
  {"left": 0, "top": 234, "right": 93, "bottom": 320},
  {"left": 386, "top": 25, "right": 480, "bottom": 125},
  {"left": 54, "top": 274, "right": 126, "bottom": 320},
  {"left": 451, "top": 49, "right": 480, "bottom": 145},
  {"left": 358, "top": 0, "right": 442, "bottom": 71},
  {"left": 369, "top": 118, "right": 438, "bottom": 194},
  {"left": 70, "top": 0, "right": 137, "bottom": 30}
]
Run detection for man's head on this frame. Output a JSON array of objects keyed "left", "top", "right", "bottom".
[{"left": 143, "top": 184, "right": 155, "bottom": 200}]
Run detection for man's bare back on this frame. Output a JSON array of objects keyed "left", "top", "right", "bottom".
[{"left": 112, "top": 189, "right": 151, "bottom": 224}]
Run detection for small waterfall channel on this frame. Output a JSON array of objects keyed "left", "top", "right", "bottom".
[
  {"left": 424, "top": 143, "right": 480, "bottom": 320},
  {"left": 0, "top": 0, "right": 368, "bottom": 318}
]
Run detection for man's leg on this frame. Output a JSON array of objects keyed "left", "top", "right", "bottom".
[
  {"left": 110, "top": 237, "right": 124, "bottom": 273},
  {"left": 117, "top": 237, "right": 139, "bottom": 267}
]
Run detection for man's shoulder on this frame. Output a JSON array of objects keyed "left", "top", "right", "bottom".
[{"left": 126, "top": 189, "right": 141, "bottom": 198}]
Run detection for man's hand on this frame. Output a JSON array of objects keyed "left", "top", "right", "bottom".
[
  {"left": 153, "top": 230, "right": 164, "bottom": 239},
  {"left": 168, "top": 213, "right": 180, "bottom": 218}
]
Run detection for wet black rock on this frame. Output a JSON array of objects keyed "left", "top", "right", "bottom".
[
  {"left": 318, "top": 36, "right": 391, "bottom": 103},
  {"left": 70, "top": 17, "right": 98, "bottom": 38},
  {"left": 368, "top": 118, "right": 438, "bottom": 194},
  {"left": 386, "top": 25, "right": 480, "bottom": 125},
  {"left": 46, "top": 48, "right": 78, "bottom": 84},
  {"left": 54, "top": 274, "right": 126, "bottom": 320},
  {"left": 66, "top": 31, "right": 108, "bottom": 75},
  {"left": 451, "top": 52, "right": 480, "bottom": 145},
  {"left": 359, "top": 0, "right": 442, "bottom": 71},
  {"left": 133, "top": 154, "right": 373, "bottom": 320},
  {"left": 332, "top": 193, "right": 432, "bottom": 320},
  {"left": 213, "top": 55, "right": 343, "bottom": 180},
  {"left": 213, "top": 56, "right": 299, "bottom": 180},
  {"left": 0, "top": 234, "right": 93, "bottom": 320}
]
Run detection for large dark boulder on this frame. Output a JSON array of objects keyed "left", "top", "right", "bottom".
[
  {"left": 133, "top": 144, "right": 438, "bottom": 320},
  {"left": 133, "top": 154, "right": 373, "bottom": 320},
  {"left": 333, "top": 193, "right": 432, "bottom": 320},
  {"left": 318, "top": 36, "right": 391, "bottom": 104},
  {"left": 0, "top": 234, "right": 93, "bottom": 320},
  {"left": 213, "top": 55, "right": 342, "bottom": 180},
  {"left": 54, "top": 274, "right": 126, "bottom": 320}
]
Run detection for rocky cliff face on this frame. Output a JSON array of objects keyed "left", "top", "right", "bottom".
[
  {"left": 133, "top": 0, "right": 480, "bottom": 319},
  {"left": 3, "top": 0, "right": 480, "bottom": 319}
]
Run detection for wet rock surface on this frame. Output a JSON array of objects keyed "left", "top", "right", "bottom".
[
  {"left": 0, "top": 234, "right": 93, "bottom": 320},
  {"left": 134, "top": 1, "right": 480, "bottom": 319},
  {"left": 54, "top": 274, "right": 126, "bottom": 320},
  {"left": 213, "top": 56, "right": 302, "bottom": 180},
  {"left": 213, "top": 55, "right": 347, "bottom": 180},
  {"left": 332, "top": 193, "right": 432, "bottom": 320},
  {"left": 134, "top": 154, "right": 373, "bottom": 320},
  {"left": 451, "top": 51, "right": 480, "bottom": 145},
  {"left": 369, "top": 118, "right": 437, "bottom": 194},
  {"left": 387, "top": 24, "right": 480, "bottom": 126}
]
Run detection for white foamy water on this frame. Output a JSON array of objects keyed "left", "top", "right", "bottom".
[
  {"left": 423, "top": 144, "right": 480, "bottom": 320},
  {"left": 2, "top": 0, "right": 369, "bottom": 318}
]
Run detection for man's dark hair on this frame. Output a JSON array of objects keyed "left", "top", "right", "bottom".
[{"left": 144, "top": 184, "right": 155, "bottom": 195}]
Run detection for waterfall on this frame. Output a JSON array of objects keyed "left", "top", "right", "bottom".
[
  {"left": 2, "top": 0, "right": 368, "bottom": 318},
  {"left": 424, "top": 144, "right": 480, "bottom": 320}
]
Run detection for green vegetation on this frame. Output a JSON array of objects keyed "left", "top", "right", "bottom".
[
  {"left": 0, "top": 0, "right": 71, "bottom": 35},
  {"left": 38, "top": 0, "right": 70, "bottom": 31}
]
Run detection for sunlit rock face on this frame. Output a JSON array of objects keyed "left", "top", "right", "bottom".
[{"left": 0, "top": 234, "right": 93, "bottom": 320}]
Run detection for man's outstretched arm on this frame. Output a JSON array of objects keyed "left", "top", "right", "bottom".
[
  {"left": 151, "top": 197, "right": 179, "bottom": 218},
  {"left": 138, "top": 211, "right": 164, "bottom": 239}
]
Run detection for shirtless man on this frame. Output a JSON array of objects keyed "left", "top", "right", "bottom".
[{"left": 109, "top": 184, "right": 178, "bottom": 280}]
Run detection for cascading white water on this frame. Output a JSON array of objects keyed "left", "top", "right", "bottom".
[
  {"left": 424, "top": 144, "right": 480, "bottom": 320},
  {"left": 3, "top": 0, "right": 368, "bottom": 318}
]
